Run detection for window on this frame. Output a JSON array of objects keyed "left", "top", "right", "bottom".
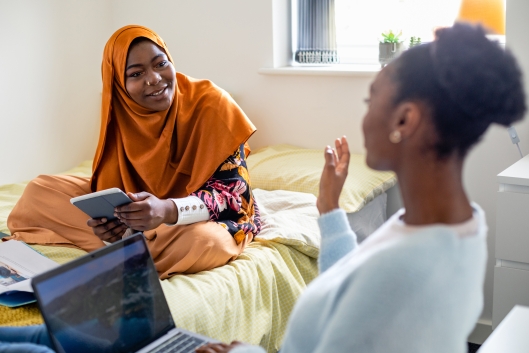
[
  {"left": 336, "top": 0, "right": 461, "bottom": 64},
  {"left": 292, "top": 0, "right": 506, "bottom": 66}
]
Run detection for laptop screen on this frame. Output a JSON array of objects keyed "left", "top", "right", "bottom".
[{"left": 32, "top": 234, "right": 175, "bottom": 353}]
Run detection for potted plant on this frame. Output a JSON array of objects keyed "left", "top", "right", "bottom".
[
  {"left": 409, "top": 36, "right": 422, "bottom": 48},
  {"left": 379, "top": 30, "right": 403, "bottom": 68}
]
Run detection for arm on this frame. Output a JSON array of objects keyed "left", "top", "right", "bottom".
[
  {"left": 104, "top": 145, "right": 260, "bottom": 243},
  {"left": 317, "top": 136, "right": 357, "bottom": 272},
  {"left": 318, "top": 208, "right": 357, "bottom": 273},
  {"left": 191, "top": 143, "right": 261, "bottom": 243}
]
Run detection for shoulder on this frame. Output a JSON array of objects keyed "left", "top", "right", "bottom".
[{"left": 176, "top": 72, "right": 229, "bottom": 102}]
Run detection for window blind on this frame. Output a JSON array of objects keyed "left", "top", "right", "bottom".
[{"left": 295, "top": 0, "right": 338, "bottom": 64}]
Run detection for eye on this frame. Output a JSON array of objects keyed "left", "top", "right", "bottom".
[
  {"left": 156, "top": 60, "right": 168, "bottom": 68},
  {"left": 128, "top": 71, "right": 143, "bottom": 78}
]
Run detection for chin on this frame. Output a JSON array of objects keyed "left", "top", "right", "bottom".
[
  {"left": 148, "top": 98, "right": 173, "bottom": 112},
  {"left": 158, "top": 101, "right": 173, "bottom": 111},
  {"left": 365, "top": 156, "right": 378, "bottom": 170},
  {"left": 365, "top": 154, "right": 392, "bottom": 172}
]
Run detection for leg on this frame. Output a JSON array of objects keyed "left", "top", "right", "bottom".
[
  {"left": 0, "top": 343, "right": 54, "bottom": 353},
  {"left": 145, "top": 221, "right": 250, "bottom": 278},
  {"left": 7, "top": 175, "right": 105, "bottom": 252},
  {"left": 0, "top": 325, "right": 53, "bottom": 352}
]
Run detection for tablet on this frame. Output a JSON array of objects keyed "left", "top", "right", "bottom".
[{"left": 70, "top": 188, "right": 132, "bottom": 220}]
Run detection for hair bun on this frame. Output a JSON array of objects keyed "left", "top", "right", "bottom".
[{"left": 430, "top": 23, "right": 526, "bottom": 127}]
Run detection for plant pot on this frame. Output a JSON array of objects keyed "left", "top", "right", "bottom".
[{"left": 379, "top": 42, "right": 403, "bottom": 68}]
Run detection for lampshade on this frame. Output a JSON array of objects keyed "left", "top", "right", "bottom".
[{"left": 456, "top": 0, "right": 505, "bottom": 35}]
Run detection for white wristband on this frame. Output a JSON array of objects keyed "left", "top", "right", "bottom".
[{"left": 168, "top": 196, "right": 210, "bottom": 226}]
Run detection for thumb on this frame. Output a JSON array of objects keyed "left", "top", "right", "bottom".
[
  {"left": 127, "top": 191, "right": 151, "bottom": 201},
  {"left": 324, "top": 146, "right": 336, "bottom": 168}
]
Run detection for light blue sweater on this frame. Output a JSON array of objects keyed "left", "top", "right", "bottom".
[{"left": 234, "top": 204, "right": 487, "bottom": 353}]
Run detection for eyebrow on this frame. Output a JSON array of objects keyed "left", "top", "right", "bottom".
[{"left": 126, "top": 53, "right": 167, "bottom": 71}]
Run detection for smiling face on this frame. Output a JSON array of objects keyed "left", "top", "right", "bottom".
[
  {"left": 362, "top": 66, "right": 401, "bottom": 171},
  {"left": 124, "top": 39, "right": 176, "bottom": 112}
]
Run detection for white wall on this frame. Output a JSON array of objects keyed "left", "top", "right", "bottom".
[
  {"left": 1, "top": 0, "right": 529, "bottom": 333},
  {"left": 0, "top": 0, "right": 111, "bottom": 185}
]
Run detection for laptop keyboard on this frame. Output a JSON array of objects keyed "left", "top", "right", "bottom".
[{"left": 148, "top": 331, "right": 207, "bottom": 353}]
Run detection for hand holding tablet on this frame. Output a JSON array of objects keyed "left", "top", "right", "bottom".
[{"left": 70, "top": 188, "right": 132, "bottom": 221}]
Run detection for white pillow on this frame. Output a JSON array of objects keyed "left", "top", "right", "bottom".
[{"left": 253, "top": 188, "right": 320, "bottom": 258}]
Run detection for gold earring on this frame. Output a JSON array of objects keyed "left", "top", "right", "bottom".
[{"left": 389, "top": 130, "right": 402, "bottom": 143}]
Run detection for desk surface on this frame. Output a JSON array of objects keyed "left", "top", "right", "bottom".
[
  {"left": 498, "top": 154, "right": 529, "bottom": 186},
  {"left": 478, "top": 305, "right": 529, "bottom": 353}
]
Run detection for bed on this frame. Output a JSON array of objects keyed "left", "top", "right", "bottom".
[{"left": 0, "top": 145, "right": 396, "bottom": 353}]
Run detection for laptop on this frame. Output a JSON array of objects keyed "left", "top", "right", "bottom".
[{"left": 31, "top": 233, "right": 218, "bottom": 353}]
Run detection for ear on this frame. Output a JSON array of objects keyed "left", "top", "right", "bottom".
[{"left": 389, "top": 101, "right": 423, "bottom": 141}]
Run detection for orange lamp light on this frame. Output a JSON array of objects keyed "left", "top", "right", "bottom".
[{"left": 456, "top": 0, "right": 505, "bottom": 35}]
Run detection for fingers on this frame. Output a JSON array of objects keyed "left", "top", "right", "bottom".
[
  {"left": 115, "top": 208, "right": 144, "bottom": 221},
  {"left": 317, "top": 137, "right": 350, "bottom": 215},
  {"left": 87, "top": 218, "right": 107, "bottom": 228},
  {"left": 195, "top": 341, "right": 244, "bottom": 353},
  {"left": 195, "top": 343, "right": 231, "bottom": 353},
  {"left": 115, "top": 193, "right": 168, "bottom": 231},
  {"left": 117, "top": 219, "right": 147, "bottom": 231},
  {"left": 115, "top": 201, "right": 149, "bottom": 229},
  {"left": 101, "top": 222, "right": 127, "bottom": 242},
  {"left": 116, "top": 200, "right": 144, "bottom": 213},
  {"left": 332, "top": 136, "right": 350, "bottom": 175},
  {"left": 324, "top": 136, "right": 350, "bottom": 173},
  {"left": 89, "top": 218, "right": 127, "bottom": 243},
  {"left": 127, "top": 191, "right": 151, "bottom": 202},
  {"left": 335, "top": 136, "right": 350, "bottom": 161},
  {"left": 339, "top": 136, "right": 350, "bottom": 161},
  {"left": 116, "top": 192, "right": 152, "bottom": 214},
  {"left": 340, "top": 135, "right": 349, "bottom": 150}
]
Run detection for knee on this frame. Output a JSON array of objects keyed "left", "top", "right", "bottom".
[
  {"left": 25, "top": 175, "right": 51, "bottom": 190},
  {"left": 193, "top": 222, "right": 235, "bottom": 250}
]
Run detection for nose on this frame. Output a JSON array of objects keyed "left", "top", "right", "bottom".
[{"left": 146, "top": 71, "right": 162, "bottom": 86}]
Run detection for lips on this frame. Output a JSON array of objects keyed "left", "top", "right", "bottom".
[{"left": 146, "top": 86, "right": 167, "bottom": 97}]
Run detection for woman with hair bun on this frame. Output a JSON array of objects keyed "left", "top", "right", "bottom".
[{"left": 198, "top": 23, "right": 526, "bottom": 353}]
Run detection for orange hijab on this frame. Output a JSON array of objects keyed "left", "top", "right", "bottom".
[{"left": 90, "top": 25, "right": 256, "bottom": 198}]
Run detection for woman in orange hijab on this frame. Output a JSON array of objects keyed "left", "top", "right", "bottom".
[{"left": 6, "top": 25, "right": 260, "bottom": 278}]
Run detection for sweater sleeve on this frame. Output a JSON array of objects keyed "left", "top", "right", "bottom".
[{"left": 317, "top": 208, "right": 358, "bottom": 273}]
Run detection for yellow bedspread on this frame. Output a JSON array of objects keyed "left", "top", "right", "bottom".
[{"left": 0, "top": 162, "right": 320, "bottom": 353}]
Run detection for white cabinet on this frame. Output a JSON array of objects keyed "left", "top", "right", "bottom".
[
  {"left": 493, "top": 155, "right": 529, "bottom": 329},
  {"left": 479, "top": 306, "right": 529, "bottom": 353}
]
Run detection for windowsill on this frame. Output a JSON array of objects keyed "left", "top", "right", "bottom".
[{"left": 258, "top": 64, "right": 381, "bottom": 77}]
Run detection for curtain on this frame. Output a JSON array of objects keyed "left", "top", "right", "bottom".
[{"left": 295, "top": 0, "right": 338, "bottom": 64}]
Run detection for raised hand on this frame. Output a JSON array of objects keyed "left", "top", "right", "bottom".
[
  {"left": 317, "top": 136, "right": 350, "bottom": 215},
  {"left": 114, "top": 192, "right": 178, "bottom": 231}
]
